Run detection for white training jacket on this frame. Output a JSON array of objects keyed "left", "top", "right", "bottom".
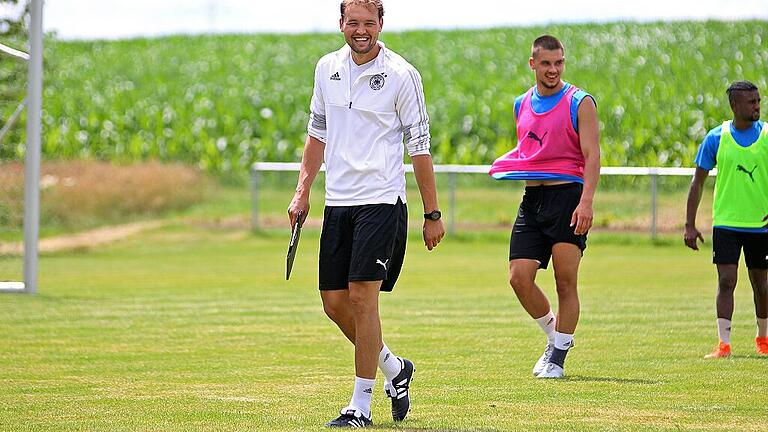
[{"left": 307, "top": 41, "right": 431, "bottom": 206}]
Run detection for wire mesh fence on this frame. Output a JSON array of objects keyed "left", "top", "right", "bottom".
[
  {"left": 0, "top": 161, "right": 24, "bottom": 283},
  {"left": 0, "top": 134, "right": 26, "bottom": 285},
  {"left": 1, "top": 4, "right": 30, "bottom": 286}
]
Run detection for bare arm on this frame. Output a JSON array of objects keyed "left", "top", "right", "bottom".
[
  {"left": 684, "top": 167, "right": 709, "bottom": 250},
  {"left": 287, "top": 135, "right": 325, "bottom": 227},
  {"left": 411, "top": 154, "right": 445, "bottom": 250},
  {"left": 572, "top": 97, "right": 600, "bottom": 235}
]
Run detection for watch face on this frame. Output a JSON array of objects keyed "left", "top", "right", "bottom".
[{"left": 426, "top": 211, "right": 441, "bottom": 220}]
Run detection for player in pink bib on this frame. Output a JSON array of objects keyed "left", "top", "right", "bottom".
[
  {"left": 489, "top": 35, "right": 601, "bottom": 379},
  {"left": 489, "top": 84, "right": 584, "bottom": 182}
]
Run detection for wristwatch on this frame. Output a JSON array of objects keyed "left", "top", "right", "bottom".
[{"left": 424, "top": 210, "right": 442, "bottom": 221}]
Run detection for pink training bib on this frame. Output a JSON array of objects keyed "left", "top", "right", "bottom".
[{"left": 489, "top": 85, "right": 584, "bottom": 181}]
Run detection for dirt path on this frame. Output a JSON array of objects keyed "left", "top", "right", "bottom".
[
  {"left": 0, "top": 215, "right": 692, "bottom": 257},
  {"left": 0, "top": 220, "right": 165, "bottom": 255}
]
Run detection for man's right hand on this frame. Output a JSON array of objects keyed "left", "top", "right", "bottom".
[
  {"left": 684, "top": 224, "right": 704, "bottom": 250},
  {"left": 288, "top": 193, "right": 309, "bottom": 228}
]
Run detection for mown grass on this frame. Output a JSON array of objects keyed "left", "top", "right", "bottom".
[{"left": 1, "top": 224, "right": 767, "bottom": 431}]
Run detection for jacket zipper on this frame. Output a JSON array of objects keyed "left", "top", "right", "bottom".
[{"left": 348, "top": 67, "right": 380, "bottom": 110}]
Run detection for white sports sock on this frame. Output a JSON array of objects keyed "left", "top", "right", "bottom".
[
  {"left": 757, "top": 318, "right": 767, "bottom": 338},
  {"left": 379, "top": 343, "right": 401, "bottom": 381},
  {"left": 348, "top": 376, "right": 375, "bottom": 418},
  {"left": 717, "top": 318, "right": 732, "bottom": 344},
  {"left": 554, "top": 331, "right": 574, "bottom": 351},
  {"left": 534, "top": 310, "right": 556, "bottom": 344}
]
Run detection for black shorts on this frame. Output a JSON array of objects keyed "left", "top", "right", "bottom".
[
  {"left": 712, "top": 228, "right": 768, "bottom": 269},
  {"left": 319, "top": 198, "right": 408, "bottom": 291},
  {"left": 509, "top": 183, "right": 587, "bottom": 269}
]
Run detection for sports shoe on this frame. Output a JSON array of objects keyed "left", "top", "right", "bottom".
[
  {"left": 325, "top": 408, "right": 372, "bottom": 428},
  {"left": 756, "top": 337, "right": 768, "bottom": 355},
  {"left": 537, "top": 362, "right": 564, "bottom": 378},
  {"left": 384, "top": 357, "right": 415, "bottom": 421},
  {"left": 533, "top": 343, "right": 554, "bottom": 376},
  {"left": 704, "top": 341, "right": 731, "bottom": 359}
]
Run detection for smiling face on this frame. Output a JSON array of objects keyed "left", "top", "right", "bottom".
[
  {"left": 529, "top": 48, "right": 565, "bottom": 95},
  {"left": 340, "top": 2, "right": 383, "bottom": 64}
]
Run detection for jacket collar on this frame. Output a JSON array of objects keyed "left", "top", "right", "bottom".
[{"left": 338, "top": 41, "right": 387, "bottom": 73}]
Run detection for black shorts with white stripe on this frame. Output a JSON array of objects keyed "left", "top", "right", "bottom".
[{"left": 319, "top": 198, "right": 407, "bottom": 291}]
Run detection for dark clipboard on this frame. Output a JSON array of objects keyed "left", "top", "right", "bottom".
[{"left": 286, "top": 211, "right": 304, "bottom": 280}]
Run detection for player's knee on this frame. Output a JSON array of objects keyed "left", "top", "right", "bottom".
[
  {"left": 348, "top": 290, "right": 376, "bottom": 313},
  {"left": 753, "top": 282, "right": 768, "bottom": 297},
  {"left": 554, "top": 274, "right": 577, "bottom": 294},
  {"left": 555, "top": 281, "right": 577, "bottom": 297},
  {"left": 508, "top": 269, "right": 532, "bottom": 292},
  {"left": 718, "top": 275, "right": 737, "bottom": 292},
  {"left": 322, "top": 300, "right": 346, "bottom": 321}
]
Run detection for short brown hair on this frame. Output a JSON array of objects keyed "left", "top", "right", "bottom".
[
  {"left": 340, "top": 0, "right": 385, "bottom": 20},
  {"left": 532, "top": 35, "right": 564, "bottom": 58}
]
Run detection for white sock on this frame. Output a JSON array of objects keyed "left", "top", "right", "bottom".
[
  {"left": 757, "top": 318, "right": 767, "bottom": 338},
  {"left": 534, "top": 310, "right": 556, "bottom": 344},
  {"left": 554, "top": 331, "right": 574, "bottom": 350},
  {"left": 348, "top": 376, "right": 375, "bottom": 418},
  {"left": 379, "top": 343, "right": 402, "bottom": 381},
  {"left": 717, "top": 318, "right": 732, "bottom": 344}
]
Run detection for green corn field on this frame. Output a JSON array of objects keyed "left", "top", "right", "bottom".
[{"left": 2, "top": 20, "right": 766, "bottom": 172}]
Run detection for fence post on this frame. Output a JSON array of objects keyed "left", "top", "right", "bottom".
[
  {"left": 251, "top": 166, "right": 260, "bottom": 231},
  {"left": 448, "top": 172, "right": 457, "bottom": 235},
  {"left": 650, "top": 172, "right": 658, "bottom": 240}
]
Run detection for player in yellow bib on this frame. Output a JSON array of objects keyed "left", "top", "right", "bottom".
[{"left": 685, "top": 80, "right": 768, "bottom": 358}]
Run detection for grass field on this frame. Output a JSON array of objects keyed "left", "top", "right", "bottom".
[{"left": 2, "top": 223, "right": 767, "bottom": 431}]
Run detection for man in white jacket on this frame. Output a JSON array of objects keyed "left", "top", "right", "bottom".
[{"left": 287, "top": 0, "right": 444, "bottom": 428}]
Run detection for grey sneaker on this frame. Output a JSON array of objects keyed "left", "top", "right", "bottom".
[
  {"left": 536, "top": 362, "right": 564, "bottom": 378},
  {"left": 533, "top": 343, "right": 554, "bottom": 376}
]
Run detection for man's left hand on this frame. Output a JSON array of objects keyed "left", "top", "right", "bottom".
[
  {"left": 423, "top": 219, "right": 445, "bottom": 251},
  {"left": 570, "top": 201, "right": 594, "bottom": 235}
]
